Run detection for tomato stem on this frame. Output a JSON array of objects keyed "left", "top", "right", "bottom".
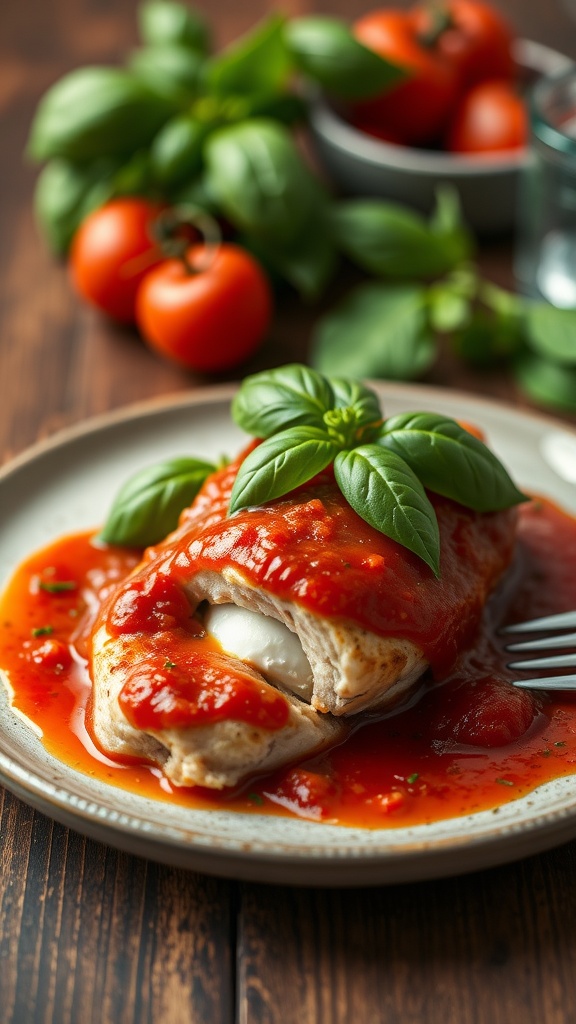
[
  {"left": 417, "top": 3, "right": 455, "bottom": 48},
  {"left": 151, "top": 204, "right": 222, "bottom": 276}
]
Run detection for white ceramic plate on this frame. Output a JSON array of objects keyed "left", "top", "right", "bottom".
[{"left": 1, "top": 383, "right": 576, "bottom": 887}]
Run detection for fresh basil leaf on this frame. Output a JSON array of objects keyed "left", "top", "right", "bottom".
[
  {"left": 450, "top": 307, "right": 524, "bottom": 367},
  {"left": 206, "top": 14, "right": 290, "bottom": 96},
  {"left": 28, "top": 67, "right": 176, "bottom": 162},
  {"left": 524, "top": 303, "right": 576, "bottom": 366},
  {"left": 99, "top": 457, "right": 216, "bottom": 547},
  {"left": 248, "top": 221, "right": 338, "bottom": 300},
  {"left": 428, "top": 285, "right": 472, "bottom": 334},
  {"left": 243, "top": 92, "right": 306, "bottom": 126},
  {"left": 172, "top": 172, "right": 220, "bottom": 213},
  {"left": 205, "top": 119, "right": 327, "bottom": 243},
  {"left": 112, "top": 150, "right": 155, "bottom": 196},
  {"left": 229, "top": 428, "right": 337, "bottom": 514},
  {"left": 479, "top": 280, "right": 523, "bottom": 317},
  {"left": 129, "top": 44, "right": 205, "bottom": 105},
  {"left": 514, "top": 352, "right": 576, "bottom": 414},
  {"left": 329, "top": 199, "right": 471, "bottom": 279},
  {"left": 379, "top": 413, "right": 527, "bottom": 511},
  {"left": 150, "top": 114, "right": 206, "bottom": 186},
  {"left": 284, "top": 16, "right": 405, "bottom": 99},
  {"left": 310, "top": 283, "right": 436, "bottom": 380},
  {"left": 34, "top": 159, "right": 115, "bottom": 255},
  {"left": 231, "top": 364, "right": 335, "bottom": 437},
  {"left": 138, "top": 1, "right": 211, "bottom": 54},
  {"left": 334, "top": 445, "right": 440, "bottom": 576},
  {"left": 330, "top": 378, "right": 383, "bottom": 434}
]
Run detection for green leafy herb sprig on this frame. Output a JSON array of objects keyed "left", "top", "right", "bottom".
[
  {"left": 229, "top": 365, "right": 526, "bottom": 577},
  {"left": 99, "top": 456, "right": 218, "bottom": 547}
]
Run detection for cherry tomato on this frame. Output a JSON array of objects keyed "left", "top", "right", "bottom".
[
  {"left": 446, "top": 79, "right": 527, "bottom": 154},
  {"left": 411, "top": 0, "right": 515, "bottom": 89},
  {"left": 70, "top": 198, "right": 164, "bottom": 323},
  {"left": 425, "top": 677, "right": 539, "bottom": 747},
  {"left": 351, "top": 9, "right": 460, "bottom": 145},
  {"left": 135, "top": 243, "right": 272, "bottom": 372}
]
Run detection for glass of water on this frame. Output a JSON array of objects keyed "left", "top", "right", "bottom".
[{"left": 515, "top": 64, "right": 576, "bottom": 308}]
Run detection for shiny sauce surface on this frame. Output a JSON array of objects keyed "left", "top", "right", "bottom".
[
  {"left": 1, "top": 498, "right": 576, "bottom": 829},
  {"left": 157, "top": 460, "right": 517, "bottom": 676}
]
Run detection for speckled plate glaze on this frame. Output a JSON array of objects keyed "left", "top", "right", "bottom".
[{"left": 1, "top": 384, "right": 576, "bottom": 887}]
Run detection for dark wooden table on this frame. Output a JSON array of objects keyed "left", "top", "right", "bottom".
[{"left": 2, "top": 1, "right": 576, "bottom": 1021}]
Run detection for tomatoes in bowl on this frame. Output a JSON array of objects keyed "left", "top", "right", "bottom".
[
  {"left": 349, "top": 0, "right": 525, "bottom": 155},
  {"left": 351, "top": 8, "right": 460, "bottom": 146}
]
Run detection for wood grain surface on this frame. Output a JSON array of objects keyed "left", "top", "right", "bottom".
[{"left": 1, "top": 1, "right": 576, "bottom": 1022}]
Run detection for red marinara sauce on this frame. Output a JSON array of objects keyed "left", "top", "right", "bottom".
[
  {"left": 104, "top": 570, "right": 290, "bottom": 733},
  {"left": 0, "top": 498, "right": 576, "bottom": 828},
  {"left": 156, "top": 458, "right": 517, "bottom": 678}
]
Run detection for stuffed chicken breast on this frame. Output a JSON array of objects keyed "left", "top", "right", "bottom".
[{"left": 90, "top": 452, "right": 517, "bottom": 790}]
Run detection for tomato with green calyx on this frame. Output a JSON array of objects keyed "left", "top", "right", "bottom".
[
  {"left": 135, "top": 243, "right": 272, "bottom": 372},
  {"left": 446, "top": 79, "right": 527, "bottom": 153},
  {"left": 70, "top": 198, "right": 164, "bottom": 323},
  {"left": 410, "top": 0, "right": 515, "bottom": 89},
  {"left": 351, "top": 8, "right": 460, "bottom": 145}
]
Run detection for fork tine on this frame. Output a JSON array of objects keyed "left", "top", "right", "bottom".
[
  {"left": 508, "top": 653, "right": 576, "bottom": 670},
  {"left": 502, "top": 609, "right": 576, "bottom": 690},
  {"left": 513, "top": 674, "right": 576, "bottom": 690},
  {"left": 500, "top": 610, "right": 576, "bottom": 633},
  {"left": 505, "top": 631, "right": 576, "bottom": 652}
]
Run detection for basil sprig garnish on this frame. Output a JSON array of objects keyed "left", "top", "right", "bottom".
[
  {"left": 100, "top": 456, "right": 217, "bottom": 547},
  {"left": 229, "top": 364, "right": 527, "bottom": 577}
]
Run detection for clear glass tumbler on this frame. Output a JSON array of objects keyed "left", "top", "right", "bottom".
[{"left": 515, "top": 65, "right": 576, "bottom": 308}]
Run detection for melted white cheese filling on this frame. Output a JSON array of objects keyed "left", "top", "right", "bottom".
[{"left": 204, "top": 604, "right": 314, "bottom": 701}]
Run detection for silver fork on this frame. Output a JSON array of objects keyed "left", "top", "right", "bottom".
[{"left": 501, "top": 611, "right": 576, "bottom": 690}]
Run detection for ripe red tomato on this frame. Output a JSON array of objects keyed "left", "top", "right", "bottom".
[
  {"left": 411, "top": 0, "right": 515, "bottom": 89},
  {"left": 446, "top": 79, "right": 527, "bottom": 153},
  {"left": 425, "top": 677, "right": 539, "bottom": 747},
  {"left": 70, "top": 198, "right": 164, "bottom": 323},
  {"left": 135, "top": 243, "right": 272, "bottom": 372},
  {"left": 351, "top": 9, "right": 460, "bottom": 145}
]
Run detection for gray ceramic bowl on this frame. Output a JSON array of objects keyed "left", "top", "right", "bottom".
[{"left": 308, "top": 40, "right": 572, "bottom": 234}]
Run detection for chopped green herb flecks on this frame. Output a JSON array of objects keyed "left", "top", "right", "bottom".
[
  {"left": 248, "top": 792, "right": 264, "bottom": 805},
  {"left": 32, "top": 625, "right": 54, "bottom": 637},
  {"left": 406, "top": 772, "right": 419, "bottom": 784},
  {"left": 496, "top": 777, "right": 515, "bottom": 787},
  {"left": 164, "top": 659, "right": 177, "bottom": 669},
  {"left": 39, "top": 580, "right": 77, "bottom": 593}
]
